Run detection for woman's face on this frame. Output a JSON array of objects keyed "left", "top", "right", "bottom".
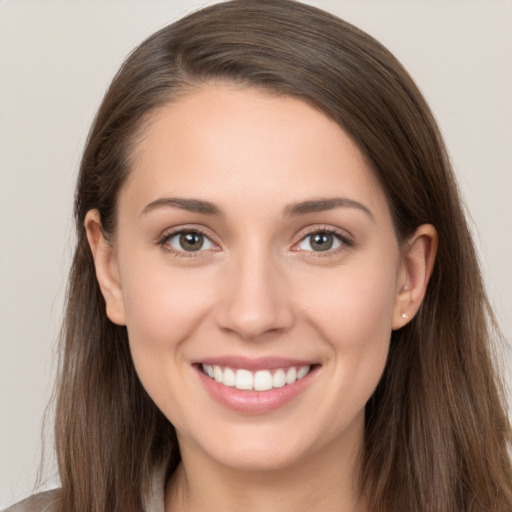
[{"left": 93, "top": 85, "right": 413, "bottom": 472}]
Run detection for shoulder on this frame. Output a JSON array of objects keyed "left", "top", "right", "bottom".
[{"left": 2, "top": 490, "right": 58, "bottom": 512}]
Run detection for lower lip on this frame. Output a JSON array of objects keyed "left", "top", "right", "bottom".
[{"left": 196, "top": 366, "right": 317, "bottom": 414}]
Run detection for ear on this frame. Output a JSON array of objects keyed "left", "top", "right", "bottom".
[
  {"left": 392, "top": 224, "right": 438, "bottom": 330},
  {"left": 84, "top": 209, "right": 126, "bottom": 325}
]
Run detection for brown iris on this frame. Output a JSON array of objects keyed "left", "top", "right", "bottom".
[{"left": 179, "top": 232, "right": 205, "bottom": 251}]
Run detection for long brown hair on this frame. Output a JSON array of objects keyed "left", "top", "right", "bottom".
[{"left": 53, "top": 1, "right": 512, "bottom": 511}]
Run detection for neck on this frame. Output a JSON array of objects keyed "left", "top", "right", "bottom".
[{"left": 165, "top": 430, "right": 367, "bottom": 512}]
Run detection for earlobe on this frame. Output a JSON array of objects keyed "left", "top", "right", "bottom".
[
  {"left": 392, "top": 224, "right": 438, "bottom": 330},
  {"left": 84, "top": 210, "right": 126, "bottom": 326}
]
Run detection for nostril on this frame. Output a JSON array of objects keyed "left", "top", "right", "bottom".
[
  {"left": 212, "top": 259, "right": 295, "bottom": 339},
  {"left": 214, "top": 299, "right": 294, "bottom": 340}
]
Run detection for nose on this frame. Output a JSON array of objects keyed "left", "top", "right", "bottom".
[{"left": 214, "top": 250, "right": 295, "bottom": 340}]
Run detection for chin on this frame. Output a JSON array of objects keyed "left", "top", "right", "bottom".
[{"left": 178, "top": 408, "right": 365, "bottom": 476}]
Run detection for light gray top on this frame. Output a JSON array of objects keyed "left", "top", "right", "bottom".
[{"left": 2, "top": 469, "right": 166, "bottom": 512}]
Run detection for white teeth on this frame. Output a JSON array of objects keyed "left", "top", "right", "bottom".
[
  {"left": 235, "top": 369, "right": 253, "bottom": 390},
  {"left": 285, "top": 367, "right": 297, "bottom": 384},
  {"left": 272, "top": 368, "right": 286, "bottom": 388},
  {"left": 213, "top": 365, "right": 223, "bottom": 383},
  {"left": 253, "top": 370, "right": 273, "bottom": 391},
  {"left": 201, "top": 364, "right": 311, "bottom": 391},
  {"left": 297, "top": 365, "right": 310, "bottom": 379},
  {"left": 223, "top": 367, "right": 236, "bottom": 387}
]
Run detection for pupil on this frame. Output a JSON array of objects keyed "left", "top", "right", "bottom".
[
  {"left": 311, "top": 233, "right": 333, "bottom": 251},
  {"left": 180, "top": 232, "right": 203, "bottom": 251}
]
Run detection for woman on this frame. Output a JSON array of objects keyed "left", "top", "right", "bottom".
[{"left": 6, "top": 0, "right": 511, "bottom": 511}]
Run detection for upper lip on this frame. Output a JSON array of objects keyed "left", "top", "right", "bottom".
[{"left": 193, "top": 356, "right": 318, "bottom": 371}]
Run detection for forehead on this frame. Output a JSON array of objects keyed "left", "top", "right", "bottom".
[{"left": 120, "top": 85, "right": 389, "bottom": 222}]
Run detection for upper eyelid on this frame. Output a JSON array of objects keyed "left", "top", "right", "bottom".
[
  {"left": 156, "top": 224, "right": 353, "bottom": 251},
  {"left": 283, "top": 237, "right": 337, "bottom": 259},
  {"left": 158, "top": 225, "right": 219, "bottom": 249},
  {"left": 295, "top": 225, "right": 353, "bottom": 242},
  {"left": 291, "top": 226, "right": 355, "bottom": 253},
  {"left": 159, "top": 224, "right": 215, "bottom": 240}
]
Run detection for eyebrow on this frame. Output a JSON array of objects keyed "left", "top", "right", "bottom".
[
  {"left": 284, "top": 197, "right": 374, "bottom": 221},
  {"left": 141, "top": 197, "right": 223, "bottom": 217},
  {"left": 140, "top": 196, "right": 374, "bottom": 221}
]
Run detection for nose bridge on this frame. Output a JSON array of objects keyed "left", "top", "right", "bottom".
[{"left": 215, "top": 243, "right": 293, "bottom": 339}]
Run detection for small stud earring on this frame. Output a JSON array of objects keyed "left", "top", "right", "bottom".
[{"left": 401, "top": 313, "right": 409, "bottom": 319}]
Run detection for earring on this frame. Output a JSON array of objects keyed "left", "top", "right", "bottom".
[{"left": 401, "top": 313, "right": 409, "bottom": 319}]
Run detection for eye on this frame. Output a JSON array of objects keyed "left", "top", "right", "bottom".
[
  {"left": 296, "top": 230, "right": 345, "bottom": 252},
  {"left": 162, "top": 230, "right": 215, "bottom": 253}
]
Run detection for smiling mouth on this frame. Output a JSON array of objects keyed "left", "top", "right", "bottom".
[{"left": 200, "top": 364, "right": 312, "bottom": 391}]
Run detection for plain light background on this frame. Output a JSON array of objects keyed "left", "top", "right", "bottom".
[{"left": 1, "top": 0, "right": 511, "bottom": 507}]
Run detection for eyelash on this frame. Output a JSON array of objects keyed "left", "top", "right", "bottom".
[
  {"left": 157, "top": 227, "right": 217, "bottom": 258},
  {"left": 293, "top": 226, "right": 353, "bottom": 256},
  {"left": 157, "top": 226, "right": 353, "bottom": 258}
]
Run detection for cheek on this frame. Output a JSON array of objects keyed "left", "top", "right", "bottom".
[
  {"left": 300, "top": 259, "right": 397, "bottom": 341},
  {"left": 119, "top": 255, "right": 214, "bottom": 357},
  {"left": 119, "top": 261, "right": 216, "bottom": 425},
  {"left": 118, "top": 257, "right": 216, "bottom": 380},
  {"left": 294, "top": 251, "right": 399, "bottom": 400}
]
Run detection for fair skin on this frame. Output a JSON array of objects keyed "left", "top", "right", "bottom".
[{"left": 86, "top": 85, "right": 437, "bottom": 512}]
